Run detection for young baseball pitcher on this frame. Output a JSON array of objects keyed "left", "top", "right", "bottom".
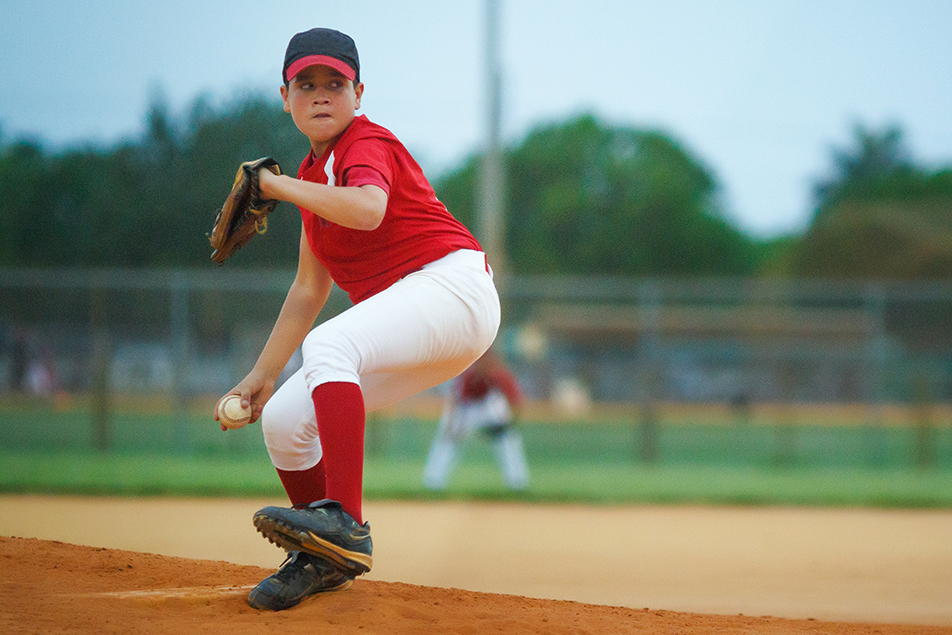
[{"left": 213, "top": 27, "right": 500, "bottom": 610}]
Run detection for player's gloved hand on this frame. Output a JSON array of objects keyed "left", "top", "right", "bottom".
[{"left": 208, "top": 157, "right": 282, "bottom": 264}]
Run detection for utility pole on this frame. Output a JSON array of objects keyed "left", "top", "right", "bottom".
[{"left": 479, "top": 0, "right": 506, "bottom": 286}]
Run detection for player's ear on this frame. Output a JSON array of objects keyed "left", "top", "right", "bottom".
[
  {"left": 354, "top": 82, "right": 364, "bottom": 110},
  {"left": 280, "top": 84, "right": 291, "bottom": 113}
]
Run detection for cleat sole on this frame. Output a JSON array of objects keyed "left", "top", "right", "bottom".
[{"left": 254, "top": 514, "right": 373, "bottom": 576}]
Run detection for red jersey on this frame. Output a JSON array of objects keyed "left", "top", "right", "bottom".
[
  {"left": 457, "top": 364, "right": 522, "bottom": 407},
  {"left": 298, "top": 115, "right": 481, "bottom": 303}
]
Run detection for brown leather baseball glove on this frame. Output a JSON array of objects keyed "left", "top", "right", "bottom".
[{"left": 208, "top": 157, "right": 282, "bottom": 264}]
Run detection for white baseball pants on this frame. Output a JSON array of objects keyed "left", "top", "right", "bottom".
[{"left": 261, "top": 249, "right": 500, "bottom": 471}]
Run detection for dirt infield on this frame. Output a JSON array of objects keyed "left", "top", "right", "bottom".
[{"left": 2, "top": 496, "right": 952, "bottom": 634}]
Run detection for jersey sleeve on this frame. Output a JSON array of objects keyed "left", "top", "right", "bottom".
[
  {"left": 343, "top": 166, "right": 390, "bottom": 194},
  {"left": 340, "top": 137, "right": 394, "bottom": 193}
]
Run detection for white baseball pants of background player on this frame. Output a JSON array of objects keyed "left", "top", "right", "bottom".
[{"left": 261, "top": 249, "right": 500, "bottom": 472}]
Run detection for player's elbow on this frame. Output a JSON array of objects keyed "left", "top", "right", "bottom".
[
  {"left": 353, "top": 185, "right": 387, "bottom": 231},
  {"left": 354, "top": 206, "right": 385, "bottom": 231}
]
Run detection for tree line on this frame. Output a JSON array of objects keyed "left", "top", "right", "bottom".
[{"left": 1, "top": 91, "right": 950, "bottom": 279}]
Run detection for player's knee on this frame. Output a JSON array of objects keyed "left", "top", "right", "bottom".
[
  {"left": 260, "top": 401, "right": 292, "bottom": 453},
  {"left": 260, "top": 401, "right": 321, "bottom": 470}
]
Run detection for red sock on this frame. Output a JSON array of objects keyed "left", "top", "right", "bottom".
[
  {"left": 312, "top": 382, "right": 365, "bottom": 524},
  {"left": 276, "top": 461, "right": 326, "bottom": 507}
]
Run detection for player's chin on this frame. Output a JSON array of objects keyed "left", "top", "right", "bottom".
[{"left": 304, "top": 118, "right": 344, "bottom": 139}]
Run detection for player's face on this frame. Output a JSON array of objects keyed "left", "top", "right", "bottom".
[{"left": 281, "top": 65, "right": 364, "bottom": 155}]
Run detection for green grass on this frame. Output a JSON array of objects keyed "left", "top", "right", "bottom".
[
  {"left": 2, "top": 398, "right": 952, "bottom": 508},
  {"left": 2, "top": 450, "right": 951, "bottom": 509}
]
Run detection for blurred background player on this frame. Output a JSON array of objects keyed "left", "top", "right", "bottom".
[{"left": 423, "top": 348, "right": 529, "bottom": 490}]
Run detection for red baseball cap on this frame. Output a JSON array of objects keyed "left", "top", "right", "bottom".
[{"left": 283, "top": 28, "right": 360, "bottom": 85}]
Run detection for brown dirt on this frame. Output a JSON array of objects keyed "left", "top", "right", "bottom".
[
  {"left": 2, "top": 496, "right": 951, "bottom": 634},
  {"left": 2, "top": 535, "right": 949, "bottom": 635}
]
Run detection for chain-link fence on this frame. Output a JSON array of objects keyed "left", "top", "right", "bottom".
[{"left": 2, "top": 268, "right": 950, "bottom": 467}]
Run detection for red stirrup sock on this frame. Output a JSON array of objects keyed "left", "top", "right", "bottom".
[
  {"left": 312, "top": 381, "right": 366, "bottom": 524},
  {"left": 276, "top": 461, "right": 326, "bottom": 507}
]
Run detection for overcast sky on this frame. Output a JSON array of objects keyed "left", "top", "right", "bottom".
[{"left": 2, "top": 0, "right": 950, "bottom": 238}]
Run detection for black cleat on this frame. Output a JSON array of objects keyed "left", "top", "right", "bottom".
[
  {"left": 247, "top": 551, "right": 353, "bottom": 611},
  {"left": 253, "top": 499, "right": 373, "bottom": 577}
]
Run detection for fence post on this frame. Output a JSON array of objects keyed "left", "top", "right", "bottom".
[
  {"left": 774, "top": 360, "right": 796, "bottom": 467},
  {"left": 89, "top": 279, "right": 112, "bottom": 453},
  {"left": 170, "top": 271, "right": 191, "bottom": 454},
  {"left": 637, "top": 281, "right": 661, "bottom": 464},
  {"left": 865, "top": 283, "right": 889, "bottom": 466},
  {"left": 912, "top": 367, "right": 934, "bottom": 470}
]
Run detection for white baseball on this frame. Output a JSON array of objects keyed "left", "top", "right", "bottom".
[{"left": 218, "top": 395, "right": 252, "bottom": 429}]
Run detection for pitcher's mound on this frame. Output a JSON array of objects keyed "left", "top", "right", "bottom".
[{"left": 0, "top": 536, "right": 942, "bottom": 635}]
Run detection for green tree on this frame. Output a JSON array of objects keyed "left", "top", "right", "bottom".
[
  {"left": 178, "top": 90, "right": 306, "bottom": 268},
  {"left": 812, "top": 123, "right": 914, "bottom": 210},
  {"left": 789, "top": 124, "right": 952, "bottom": 280},
  {"left": 0, "top": 140, "right": 50, "bottom": 265},
  {"left": 436, "top": 114, "right": 758, "bottom": 276},
  {"left": 0, "top": 89, "right": 305, "bottom": 268}
]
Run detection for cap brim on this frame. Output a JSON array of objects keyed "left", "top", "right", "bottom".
[{"left": 286, "top": 55, "right": 356, "bottom": 82}]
